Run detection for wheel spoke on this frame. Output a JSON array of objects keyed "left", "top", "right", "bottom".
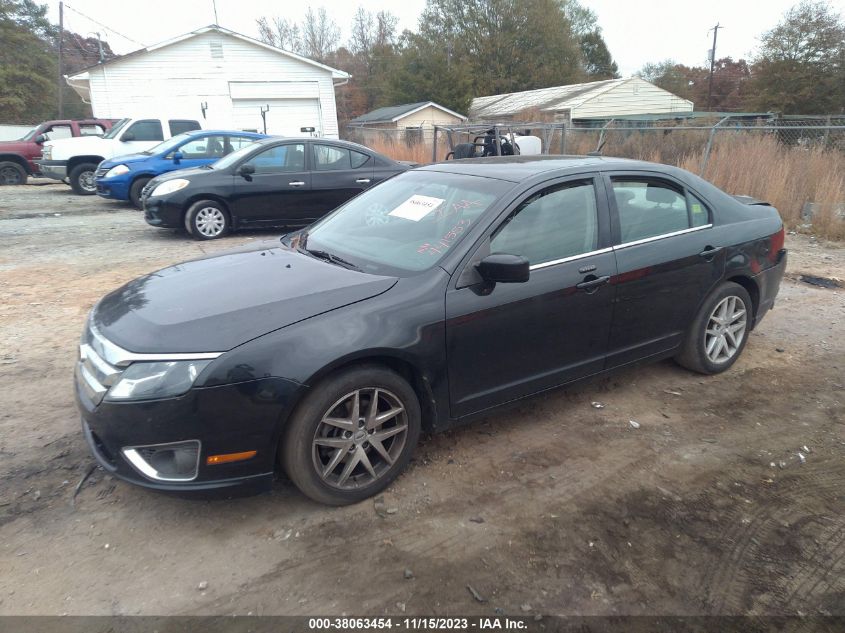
[
  {"left": 314, "top": 436, "right": 352, "bottom": 449},
  {"left": 371, "top": 424, "right": 407, "bottom": 443},
  {"left": 336, "top": 450, "right": 361, "bottom": 486},
  {"left": 368, "top": 437, "right": 394, "bottom": 465},
  {"left": 349, "top": 390, "right": 360, "bottom": 423},
  {"left": 706, "top": 335, "right": 719, "bottom": 356},
  {"left": 358, "top": 448, "right": 377, "bottom": 478},
  {"left": 365, "top": 388, "right": 379, "bottom": 429},
  {"left": 322, "top": 416, "right": 354, "bottom": 431},
  {"left": 322, "top": 448, "right": 347, "bottom": 478},
  {"left": 375, "top": 406, "right": 405, "bottom": 425}
]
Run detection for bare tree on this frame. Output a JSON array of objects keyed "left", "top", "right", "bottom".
[
  {"left": 256, "top": 16, "right": 302, "bottom": 53},
  {"left": 301, "top": 7, "right": 340, "bottom": 63},
  {"left": 349, "top": 7, "right": 373, "bottom": 55}
]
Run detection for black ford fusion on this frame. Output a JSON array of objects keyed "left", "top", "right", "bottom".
[
  {"left": 141, "top": 137, "right": 411, "bottom": 240},
  {"left": 76, "top": 156, "right": 787, "bottom": 505}
]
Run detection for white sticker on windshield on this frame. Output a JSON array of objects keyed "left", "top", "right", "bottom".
[{"left": 388, "top": 195, "right": 445, "bottom": 221}]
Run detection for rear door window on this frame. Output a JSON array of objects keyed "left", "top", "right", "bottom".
[
  {"left": 169, "top": 120, "right": 201, "bottom": 136},
  {"left": 611, "top": 179, "right": 692, "bottom": 243},
  {"left": 124, "top": 120, "right": 163, "bottom": 142}
]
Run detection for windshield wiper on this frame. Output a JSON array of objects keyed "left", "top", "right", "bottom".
[{"left": 300, "top": 247, "right": 361, "bottom": 271}]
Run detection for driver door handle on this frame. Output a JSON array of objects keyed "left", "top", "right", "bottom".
[
  {"left": 355, "top": 178, "right": 371, "bottom": 184},
  {"left": 575, "top": 275, "right": 611, "bottom": 292},
  {"left": 699, "top": 245, "right": 723, "bottom": 260},
  {"left": 288, "top": 181, "right": 306, "bottom": 187}
]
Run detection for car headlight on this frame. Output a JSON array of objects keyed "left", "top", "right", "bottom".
[
  {"left": 105, "top": 360, "right": 212, "bottom": 401},
  {"left": 150, "top": 179, "right": 190, "bottom": 197},
  {"left": 105, "top": 164, "right": 130, "bottom": 178}
]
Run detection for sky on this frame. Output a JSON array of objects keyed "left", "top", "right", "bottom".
[{"left": 47, "top": 0, "right": 845, "bottom": 77}]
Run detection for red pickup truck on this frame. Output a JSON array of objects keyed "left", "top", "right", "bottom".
[{"left": 0, "top": 119, "right": 115, "bottom": 186}]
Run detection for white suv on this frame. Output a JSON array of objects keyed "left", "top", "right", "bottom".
[{"left": 38, "top": 117, "right": 201, "bottom": 195}]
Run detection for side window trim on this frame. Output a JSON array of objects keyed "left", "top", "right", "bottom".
[{"left": 603, "top": 171, "right": 713, "bottom": 247}]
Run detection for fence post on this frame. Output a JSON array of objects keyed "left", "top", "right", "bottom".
[
  {"left": 561, "top": 124, "right": 567, "bottom": 154},
  {"left": 700, "top": 116, "right": 731, "bottom": 176},
  {"left": 597, "top": 119, "right": 615, "bottom": 153},
  {"left": 431, "top": 126, "right": 439, "bottom": 163}
]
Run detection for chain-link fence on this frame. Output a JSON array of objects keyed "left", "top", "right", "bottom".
[{"left": 563, "top": 115, "right": 845, "bottom": 175}]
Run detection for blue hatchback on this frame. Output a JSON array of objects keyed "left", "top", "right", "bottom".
[{"left": 96, "top": 130, "right": 268, "bottom": 208}]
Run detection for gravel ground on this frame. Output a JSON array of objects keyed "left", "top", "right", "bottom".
[{"left": 0, "top": 184, "right": 843, "bottom": 617}]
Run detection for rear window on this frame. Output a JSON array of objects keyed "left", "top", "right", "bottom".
[{"left": 169, "top": 120, "right": 201, "bottom": 136}]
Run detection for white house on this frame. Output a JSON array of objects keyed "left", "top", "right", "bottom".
[
  {"left": 65, "top": 25, "right": 350, "bottom": 138},
  {"left": 348, "top": 101, "right": 466, "bottom": 130},
  {"left": 470, "top": 77, "right": 693, "bottom": 124}
]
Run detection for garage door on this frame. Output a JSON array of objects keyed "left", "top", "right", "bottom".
[{"left": 232, "top": 99, "right": 322, "bottom": 136}]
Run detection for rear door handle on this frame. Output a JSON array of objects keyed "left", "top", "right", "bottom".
[
  {"left": 288, "top": 181, "right": 306, "bottom": 187},
  {"left": 575, "top": 275, "right": 611, "bottom": 292},
  {"left": 355, "top": 178, "right": 371, "bottom": 184},
  {"left": 699, "top": 246, "right": 723, "bottom": 260}
]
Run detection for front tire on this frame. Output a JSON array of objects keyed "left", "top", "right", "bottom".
[
  {"left": 129, "top": 177, "right": 151, "bottom": 209},
  {"left": 675, "top": 281, "right": 753, "bottom": 375},
  {"left": 0, "top": 161, "right": 27, "bottom": 185},
  {"left": 281, "top": 365, "right": 421, "bottom": 505},
  {"left": 184, "top": 200, "right": 230, "bottom": 240},
  {"left": 69, "top": 162, "right": 98, "bottom": 195}
]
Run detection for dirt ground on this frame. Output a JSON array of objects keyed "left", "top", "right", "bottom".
[{"left": 0, "top": 183, "right": 843, "bottom": 617}]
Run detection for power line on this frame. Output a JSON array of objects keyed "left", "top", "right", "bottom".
[{"left": 63, "top": 3, "right": 147, "bottom": 48}]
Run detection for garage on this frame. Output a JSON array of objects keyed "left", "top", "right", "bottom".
[{"left": 231, "top": 98, "right": 322, "bottom": 135}]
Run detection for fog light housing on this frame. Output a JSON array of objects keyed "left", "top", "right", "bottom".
[{"left": 122, "top": 440, "right": 200, "bottom": 482}]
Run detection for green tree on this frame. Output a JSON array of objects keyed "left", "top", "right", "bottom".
[
  {"left": 749, "top": 0, "right": 845, "bottom": 114},
  {"left": 0, "top": 0, "right": 55, "bottom": 122},
  {"left": 388, "top": 0, "right": 587, "bottom": 110},
  {"left": 558, "top": 0, "right": 619, "bottom": 79}
]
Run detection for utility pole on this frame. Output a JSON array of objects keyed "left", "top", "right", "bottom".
[
  {"left": 57, "top": 1, "right": 64, "bottom": 117},
  {"left": 212, "top": 0, "right": 219, "bottom": 24},
  {"left": 706, "top": 22, "right": 722, "bottom": 112}
]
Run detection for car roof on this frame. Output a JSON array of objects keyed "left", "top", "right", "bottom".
[
  {"left": 418, "top": 155, "right": 682, "bottom": 183},
  {"left": 180, "top": 129, "right": 266, "bottom": 137}
]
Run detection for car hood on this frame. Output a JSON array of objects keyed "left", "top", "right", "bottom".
[
  {"left": 100, "top": 152, "right": 154, "bottom": 168},
  {"left": 45, "top": 136, "right": 121, "bottom": 160},
  {"left": 92, "top": 243, "right": 398, "bottom": 354},
  {"left": 0, "top": 139, "right": 32, "bottom": 152}
]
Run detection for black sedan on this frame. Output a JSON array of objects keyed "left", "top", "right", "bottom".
[
  {"left": 76, "top": 156, "right": 787, "bottom": 505},
  {"left": 141, "top": 137, "right": 412, "bottom": 239}
]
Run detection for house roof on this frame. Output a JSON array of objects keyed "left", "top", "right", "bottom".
[
  {"left": 349, "top": 101, "right": 467, "bottom": 124},
  {"left": 67, "top": 25, "right": 349, "bottom": 80},
  {"left": 470, "top": 78, "right": 682, "bottom": 118}
]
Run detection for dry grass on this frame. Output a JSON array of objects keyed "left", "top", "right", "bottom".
[
  {"left": 360, "top": 130, "right": 845, "bottom": 240},
  {"left": 680, "top": 135, "right": 845, "bottom": 240}
]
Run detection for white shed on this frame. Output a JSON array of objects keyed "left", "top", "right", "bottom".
[
  {"left": 66, "top": 25, "right": 349, "bottom": 138},
  {"left": 470, "top": 77, "right": 693, "bottom": 124}
]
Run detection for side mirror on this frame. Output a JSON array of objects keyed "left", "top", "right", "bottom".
[
  {"left": 173, "top": 151, "right": 183, "bottom": 165},
  {"left": 476, "top": 253, "right": 530, "bottom": 284},
  {"left": 34, "top": 134, "right": 46, "bottom": 144},
  {"left": 121, "top": 132, "right": 135, "bottom": 142},
  {"left": 238, "top": 164, "right": 255, "bottom": 178}
]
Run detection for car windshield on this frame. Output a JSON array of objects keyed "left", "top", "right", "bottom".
[
  {"left": 20, "top": 127, "right": 41, "bottom": 141},
  {"left": 301, "top": 170, "right": 512, "bottom": 276},
  {"left": 211, "top": 141, "right": 261, "bottom": 170},
  {"left": 102, "top": 118, "right": 130, "bottom": 139},
  {"left": 141, "top": 133, "right": 192, "bottom": 156}
]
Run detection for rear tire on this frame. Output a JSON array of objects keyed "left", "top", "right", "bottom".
[
  {"left": 184, "top": 200, "right": 230, "bottom": 240},
  {"left": 281, "top": 365, "right": 421, "bottom": 505},
  {"left": 0, "top": 161, "right": 27, "bottom": 186},
  {"left": 129, "top": 177, "right": 151, "bottom": 209},
  {"left": 69, "top": 162, "right": 98, "bottom": 195},
  {"left": 675, "top": 281, "right": 753, "bottom": 375}
]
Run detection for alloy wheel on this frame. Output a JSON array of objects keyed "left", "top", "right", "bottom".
[
  {"left": 195, "top": 207, "right": 226, "bottom": 237},
  {"left": 704, "top": 295, "right": 747, "bottom": 364},
  {"left": 312, "top": 387, "right": 408, "bottom": 489}
]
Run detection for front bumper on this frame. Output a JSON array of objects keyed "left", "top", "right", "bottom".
[
  {"left": 143, "top": 194, "right": 185, "bottom": 228},
  {"left": 75, "top": 371, "right": 301, "bottom": 496},
  {"left": 36, "top": 160, "right": 68, "bottom": 181},
  {"left": 96, "top": 176, "right": 130, "bottom": 201}
]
